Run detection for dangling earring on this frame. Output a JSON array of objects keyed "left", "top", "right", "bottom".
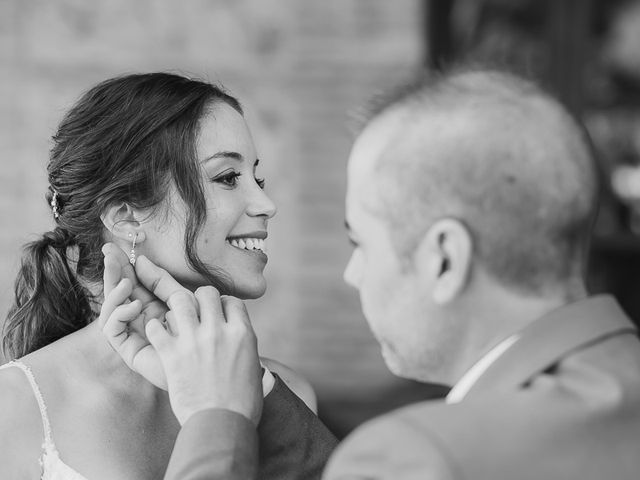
[{"left": 129, "top": 232, "right": 138, "bottom": 266}]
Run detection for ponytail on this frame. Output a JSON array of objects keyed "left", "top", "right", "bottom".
[{"left": 2, "top": 227, "right": 94, "bottom": 359}]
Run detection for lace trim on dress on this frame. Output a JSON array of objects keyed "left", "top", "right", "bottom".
[
  {"left": 0, "top": 360, "right": 89, "bottom": 480},
  {"left": 1, "top": 361, "right": 55, "bottom": 448}
]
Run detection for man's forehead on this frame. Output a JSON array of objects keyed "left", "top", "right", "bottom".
[
  {"left": 345, "top": 185, "right": 388, "bottom": 240},
  {"left": 345, "top": 177, "right": 380, "bottom": 218},
  {"left": 346, "top": 110, "right": 419, "bottom": 225},
  {"left": 348, "top": 112, "right": 406, "bottom": 181},
  {"left": 349, "top": 107, "right": 461, "bottom": 170}
]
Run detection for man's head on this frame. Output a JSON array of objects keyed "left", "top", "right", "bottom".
[{"left": 344, "top": 68, "right": 599, "bottom": 384}]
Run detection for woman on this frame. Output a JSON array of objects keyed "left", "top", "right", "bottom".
[{"left": 0, "top": 73, "right": 335, "bottom": 479}]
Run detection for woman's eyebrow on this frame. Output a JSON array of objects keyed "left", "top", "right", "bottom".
[{"left": 201, "top": 151, "right": 243, "bottom": 164}]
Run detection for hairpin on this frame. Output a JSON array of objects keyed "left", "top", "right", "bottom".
[{"left": 50, "top": 189, "right": 60, "bottom": 219}]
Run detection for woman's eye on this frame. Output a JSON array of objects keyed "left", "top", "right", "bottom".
[
  {"left": 213, "top": 171, "right": 242, "bottom": 187},
  {"left": 255, "top": 176, "right": 266, "bottom": 189}
]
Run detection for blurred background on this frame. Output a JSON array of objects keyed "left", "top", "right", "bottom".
[{"left": 2, "top": 0, "right": 640, "bottom": 438}]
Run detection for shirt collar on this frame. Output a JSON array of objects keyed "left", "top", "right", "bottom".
[
  {"left": 446, "top": 334, "right": 520, "bottom": 404},
  {"left": 447, "top": 295, "right": 636, "bottom": 403}
]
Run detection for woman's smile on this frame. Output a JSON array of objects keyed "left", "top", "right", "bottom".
[{"left": 226, "top": 231, "right": 268, "bottom": 262}]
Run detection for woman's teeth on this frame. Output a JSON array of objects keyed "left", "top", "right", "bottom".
[{"left": 228, "top": 238, "right": 266, "bottom": 253}]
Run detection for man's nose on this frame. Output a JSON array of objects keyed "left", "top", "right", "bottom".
[{"left": 344, "top": 251, "right": 360, "bottom": 288}]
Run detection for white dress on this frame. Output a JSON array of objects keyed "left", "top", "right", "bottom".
[{"left": 0, "top": 361, "right": 89, "bottom": 480}]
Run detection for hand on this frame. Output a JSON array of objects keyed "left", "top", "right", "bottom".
[
  {"left": 100, "top": 242, "right": 170, "bottom": 328},
  {"left": 145, "top": 287, "right": 263, "bottom": 426},
  {"left": 100, "top": 251, "right": 263, "bottom": 425},
  {"left": 99, "top": 244, "right": 190, "bottom": 389}
]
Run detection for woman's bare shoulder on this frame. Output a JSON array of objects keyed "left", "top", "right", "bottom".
[
  {"left": 0, "top": 365, "right": 45, "bottom": 478},
  {"left": 0, "top": 364, "right": 43, "bottom": 431},
  {"left": 261, "top": 357, "right": 318, "bottom": 413},
  {"left": 0, "top": 364, "right": 37, "bottom": 411}
]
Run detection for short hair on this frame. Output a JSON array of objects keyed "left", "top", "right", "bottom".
[{"left": 361, "top": 68, "right": 599, "bottom": 295}]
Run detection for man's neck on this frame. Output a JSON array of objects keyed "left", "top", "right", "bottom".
[{"left": 448, "top": 284, "right": 587, "bottom": 386}]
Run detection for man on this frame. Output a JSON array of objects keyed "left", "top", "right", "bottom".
[
  {"left": 323, "top": 69, "right": 640, "bottom": 478},
  {"left": 103, "top": 68, "right": 640, "bottom": 479}
]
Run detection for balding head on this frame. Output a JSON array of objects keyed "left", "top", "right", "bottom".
[{"left": 353, "top": 69, "right": 598, "bottom": 295}]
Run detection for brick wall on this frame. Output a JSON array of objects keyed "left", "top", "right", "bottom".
[{"left": 0, "top": 0, "right": 443, "bottom": 433}]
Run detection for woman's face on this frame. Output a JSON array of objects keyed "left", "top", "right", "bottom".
[{"left": 142, "top": 103, "right": 277, "bottom": 299}]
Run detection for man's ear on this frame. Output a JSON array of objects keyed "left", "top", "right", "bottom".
[
  {"left": 415, "top": 218, "right": 472, "bottom": 305},
  {"left": 100, "top": 202, "right": 147, "bottom": 244}
]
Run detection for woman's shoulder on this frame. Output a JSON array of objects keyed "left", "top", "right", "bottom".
[
  {"left": 0, "top": 362, "right": 46, "bottom": 477},
  {"left": 0, "top": 362, "right": 38, "bottom": 411},
  {"left": 261, "top": 357, "right": 318, "bottom": 413},
  {"left": 0, "top": 361, "right": 45, "bottom": 427}
]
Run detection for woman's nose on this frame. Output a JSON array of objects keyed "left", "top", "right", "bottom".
[{"left": 247, "top": 184, "right": 277, "bottom": 219}]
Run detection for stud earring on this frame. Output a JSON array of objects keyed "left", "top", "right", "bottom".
[{"left": 129, "top": 232, "right": 138, "bottom": 266}]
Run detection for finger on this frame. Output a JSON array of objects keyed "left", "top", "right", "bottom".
[
  {"left": 102, "top": 300, "right": 142, "bottom": 342},
  {"left": 220, "top": 296, "right": 254, "bottom": 331},
  {"left": 131, "top": 282, "right": 160, "bottom": 306},
  {"left": 104, "top": 245, "right": 169, "bottom": 334},
  {"left": 167, "top": 290, "right": 200, "bottom": 333},
  {"left": 194, "top": 286, "right": 224, "bottom": 329},
  {"left": 102, "top": 242, "right": 129, "bottom": 266},
  {"left": 164, "top": 311, "right": 177, "bottom": 335},
  {"left": 103, "top": 243, "right": 157, "bottom": 305},
  {"left": 103, "top": 253, "right": 122, "bottom": 298},
  {"left": 130, "top": 345, "right": 166, "bottom": 390},
  {"left": 145, "top": 318, "right": 172, "bottom": 351},
  {"left": 141, "top": 302, "right": 169, "bottom": 325},
  {"left": 127, "top": 310, "right": 149, "bottom": 339},
  {"left": 135, "top": 255, "right": 193, "bottom": 305},
  {"left": 115, "top": 332, "right": 152, "bottom": 372},
  {"left": 102, "top": 301, "right": 147, "bottom": 368},
  {"left": 98, "top": 278, "right": 133, "bottom": 329}
]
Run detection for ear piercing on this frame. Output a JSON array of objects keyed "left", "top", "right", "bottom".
[{"left": 128, "top": 232, "right": 139, "bottom": 266}]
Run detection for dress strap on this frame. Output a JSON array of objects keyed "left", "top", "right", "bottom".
[{"left": 0, "top": 360, "right": 55, "bottom": 448}]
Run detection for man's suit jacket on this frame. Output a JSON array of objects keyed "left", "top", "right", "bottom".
[
  {"left": 324, "top": 295, "right": 640, "bottom": 479},
  {"left": 165, "top": 295, "right": 640, "bottom": 479},
  {"left": 164, "top": 373, "right": 338, "bottom": 480}
]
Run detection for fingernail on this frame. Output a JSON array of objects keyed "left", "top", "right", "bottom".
[{"left": 101, "top": 244, "right": 110, "bottom": 256}]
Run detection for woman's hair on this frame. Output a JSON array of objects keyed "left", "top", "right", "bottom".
[{"left": 3, "top": 72, "right": 242, "bottom": 359}]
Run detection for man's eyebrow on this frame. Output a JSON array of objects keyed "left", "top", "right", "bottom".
[{"left": 201, "top": 151, "right": 243, "bottom": 163}]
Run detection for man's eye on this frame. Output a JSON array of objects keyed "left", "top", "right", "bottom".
[
  {"left": 213, "top": 172, "right": 242, "bottom": 187},
  {"left": 255, "top": 177, "right": 266, "bottom": 189}
]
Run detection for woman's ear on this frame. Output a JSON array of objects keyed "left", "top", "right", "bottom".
[
  {"left": 415, "top": 218, "right": 473, "bottom": 305},
  {"left": 100, "top": 202, "right": 146, "bottom": 244}
]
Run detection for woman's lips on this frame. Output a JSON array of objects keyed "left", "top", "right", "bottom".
[
  {"left": 226, "top": 238, "right": 268, "bottom": 263},
  {"left": 227, "top": 237, "right": 266, "bottom": 252}
]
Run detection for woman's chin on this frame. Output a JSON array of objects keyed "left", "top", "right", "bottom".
[
  {"left": 234, "top": 281, "right": 267, "bottom": 300},
  {"left": 177, "top": 272, "right": 267, "bottom": 299}
]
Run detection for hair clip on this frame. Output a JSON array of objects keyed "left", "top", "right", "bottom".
[{"left": 50, "top": 190, "right": 60, "bottom": 219}]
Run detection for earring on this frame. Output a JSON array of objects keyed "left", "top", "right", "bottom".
[{"left": 129, "top": 232, "right": 138, "bottom": 266}]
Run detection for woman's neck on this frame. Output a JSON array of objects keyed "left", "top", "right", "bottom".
[{"left": 28, "top": 320, "right": 162, "bottom": 401}]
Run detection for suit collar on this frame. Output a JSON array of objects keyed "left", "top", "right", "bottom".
[{"left": 463, "top": 295, "right": 637, "bottom": 400}]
